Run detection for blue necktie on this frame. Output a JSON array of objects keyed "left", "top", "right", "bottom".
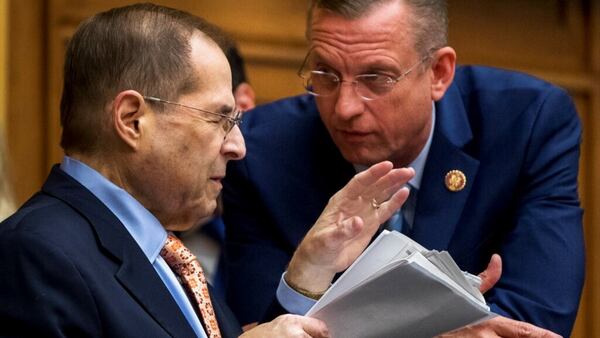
[{"left": 386, "top": 185, "right": 417, "bottom": 235}]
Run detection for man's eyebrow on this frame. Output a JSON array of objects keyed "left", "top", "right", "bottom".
[
  {"left": 311, "top": 52, "right": 329, "bottom": 63},
  {"left": 310, "top": 51, "right": 400, "bottom": 74},
  {"left": 361, "top": 59, "right": 402, "bottom": 74},
  {"left": 216, "top": 104, "right": 236, "bottom": 115}
]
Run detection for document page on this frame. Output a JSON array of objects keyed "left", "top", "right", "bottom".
[
  {"left": 306, "top": 231, "right": 494, "bottom": 337},
  {"left": 310, "top": 260, "right": 493, "bottom": 338}
]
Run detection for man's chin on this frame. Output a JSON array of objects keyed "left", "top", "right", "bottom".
[
  {"left": 162, "top": 200, "right": 216, "bottom": 232},
  {"left": 195, "top": 201, "right": 217, "bottom": 223},
  {"left": 339, "top": 147, "right": 385, "bottom": 166}
]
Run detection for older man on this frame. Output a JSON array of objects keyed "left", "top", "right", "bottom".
[
  {"left": 223, "top": 0, "right": 584, "bottom": 337},
  {"left": 0, "top": 3, "right": 420, "bottom": 338}
]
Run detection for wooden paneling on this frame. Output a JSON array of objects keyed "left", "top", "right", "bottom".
[
  {"left": 6, "top": 0, "right": 46, "bottom": 203},
  {"left": 192, "top": 0, "right": 309, "bottom": 104},
  {"left": 449, "top": 0, "right": 587, "bottom": 72},
  {"left": 5, "top": 1, "right": 599, "bottom": 336},
  {"left": 572, "top": 92, "right": 594, "bottom": 337},
  {"left": 582, "top": 1, "right": 600, "bottom": 336},
  {"left": 0, "top": 0, "right": 7, "bottom": 131}
]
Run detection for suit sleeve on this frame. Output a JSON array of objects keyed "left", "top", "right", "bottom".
[
  {"left": 0, "top": 226, "right": 101, "bottom": 337},
  {"left": 222, "top": 159, "right": 294, "bottom": 325},
  {"left": 486, "top": 86, "right": 585, "bottom": 336}
]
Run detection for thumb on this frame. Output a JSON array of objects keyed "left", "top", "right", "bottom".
[
  {"left": 329, "top": 215, "right": 364, "bottom": 244},
  {"left": 299, "top": 317, "right": 330, "bottom": 338},
  {"left": 479, "top": 253, "right": 502, "bottom": 293}
]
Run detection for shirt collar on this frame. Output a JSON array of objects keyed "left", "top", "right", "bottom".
[
  {"left": 353, "top": 102, "right": 436, "bottom": 190},
  {"left": 60, "top": 156, "right": 167, "bottom": 262}
]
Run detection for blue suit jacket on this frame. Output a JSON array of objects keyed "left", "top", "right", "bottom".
[
  {"left": 222, "top": 65, "right": 585, "bottom": 336},
  {"left": 0, "top": 166, "right": 241, "bottom": 338}
]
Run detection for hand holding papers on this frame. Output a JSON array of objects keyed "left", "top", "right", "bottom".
[{"left": 306, "top": 230, "right": 495, "bottom": 338}]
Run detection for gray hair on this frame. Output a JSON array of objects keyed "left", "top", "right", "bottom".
[
  {"left": 60, "top": 3, "right": 224, "bottom": 155},
  {"left": 307, "top": 0, "right": 448, "bottom": 57}
]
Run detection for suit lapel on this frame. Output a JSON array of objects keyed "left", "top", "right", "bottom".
[
  {"left": 209, "top": 284, "right": 242, "bottom": 338},
  {"left": 42, "top": 166, "right": 196, "bottom": 338},
  {"left": 411, "top": 85, "right": 480, "bottom": 250},
  {"left": 114, "top": 255, "right": 195, "bottom": 338},
  {"left": 411, "top": 129, "right": 479, "bottom": 250}
]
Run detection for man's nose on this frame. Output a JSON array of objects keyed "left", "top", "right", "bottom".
[
  {"left": 221, "top": 125, "right": 246, "bottom": 160},
  {"left": 334, "top": 81, "right": 364, "bottom": 120}
]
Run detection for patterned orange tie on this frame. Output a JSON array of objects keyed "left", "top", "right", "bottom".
[{"left": 160, "top": 234, "right": 222, "bottom": 338}]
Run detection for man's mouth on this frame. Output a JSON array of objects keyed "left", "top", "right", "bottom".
[{"left": 338, "top": 129, "right": 372, "bottom": 141}]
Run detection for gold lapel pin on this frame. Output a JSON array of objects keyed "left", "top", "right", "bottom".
[{"left": 445, "top": 170, "right": 467, "bottom": 192}]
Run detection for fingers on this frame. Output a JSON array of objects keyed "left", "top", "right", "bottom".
[
  {"left": 437, "top": 316, "right": 562, "bottom": 338},
  {"left": 323, "top": 162, "right": 415, "bottom": 244},
  {"left": 328, "top": 185, "right": 408, "bottom": 246},
  {"left": 242, "top": 322, "right": 259, "bottom": 332},
  {"left": 376, "top": 186, "right": 410, "bottom": 222},
  {"left": 369, "top": 167, "right": 414, "bottom": 199},
  {"left": 491, "top": 316, "right": 562, "bottom": 338},
  {"left": 344, "top": 161, "right": 394, "bottom": 196},
  {"left": 317, "top": 216, "right": 364, "bottom": 254},
  {"left": 241, "top": 315, "right": 330, "bottom": 338},
  {"left": 343, "top": 162, "right": 414, "bottom": 200},
  {"left": 297, "top": 316, "right": 331, "bottom": 338},
  {"left": 285, "top": 162, "right": 416, "bottom": 294},
  {"left": 324, "top": 162, "right": 414, "bottom": 240},
  {"left": 331, "top": 216, "right": 363, "bottom": 242},
  {"left": 478, "top": 253, "right": 502, "bottom": 293}
]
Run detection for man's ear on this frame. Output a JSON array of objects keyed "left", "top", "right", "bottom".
[
  {"left": 234, "top": 82, "right": 256, "bottom": 111},
  {"left": 430, "top": 46, "right": 456, "bottom": 101},
  {"left": 112, "top": 90, "right": 147, "bottom": 150}
]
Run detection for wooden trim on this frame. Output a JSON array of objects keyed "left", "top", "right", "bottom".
[
  {"left": 585, "top": 1, "right": 600, "bottom": 335},
  {"left": 6, "top": 0, "right": 47, "bottom": 204},
  {"left": 0, "top": 0, "right": 8, "bottom": 131},
  {"left": 45, "top": 1, "right": 66, "bottom": 167}
]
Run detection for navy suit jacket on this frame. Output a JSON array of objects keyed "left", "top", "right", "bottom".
[
  {"left": 0, "top": 166, "right": 241, "bottom": 338},
  {"left": 222, "top": 65, "right": 585, "bottom": 336}
]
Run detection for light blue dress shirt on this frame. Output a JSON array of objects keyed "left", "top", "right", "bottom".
[
  {"left": 277, "top": 104, "right": 436, "bottom": 315},
  {"left": 60, "top": 157, "right": 208, "bottom": 338}
]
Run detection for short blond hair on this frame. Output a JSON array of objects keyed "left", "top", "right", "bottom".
[{"left": 307, "top": 0, "right": 448, "bottom": 57}]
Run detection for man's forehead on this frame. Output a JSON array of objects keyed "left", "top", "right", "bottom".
[
  {"left": 185, "top": 35, "right": 235, "bottom": 111},
  {"left": 309, "top": 48, "right": 397, "bottom": 65},
  {"left": 190, "top": 35, "right": 231, "bottom": 83},
  {"left": 309, "top": 3, "right": 412, "bottom": 49}
]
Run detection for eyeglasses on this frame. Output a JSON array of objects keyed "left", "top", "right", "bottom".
[
  {"left": 298, "top": 54, "right": 432, "bottom": 101},
  {"left": 143, "top": 96, "right": 242, "bottom": 135}
]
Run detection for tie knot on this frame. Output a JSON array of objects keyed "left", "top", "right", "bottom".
[{"left": 160, "top": 234, "right": 196, "bottom": 268}]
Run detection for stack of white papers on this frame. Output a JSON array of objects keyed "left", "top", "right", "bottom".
[{"left": 307, "top": 230, "right": 495, "bottom": 338}]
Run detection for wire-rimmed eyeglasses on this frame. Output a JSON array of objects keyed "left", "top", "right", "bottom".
[
  {"left": 298, "top": 53, "right": 432, "bottom": 101},
  {"left": 143, "top": 96, "right": 242, "bottom": 135}
]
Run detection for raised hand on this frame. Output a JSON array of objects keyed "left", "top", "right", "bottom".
[{"left": 286, "top": 161, "right": 415, "bottom": 294}]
